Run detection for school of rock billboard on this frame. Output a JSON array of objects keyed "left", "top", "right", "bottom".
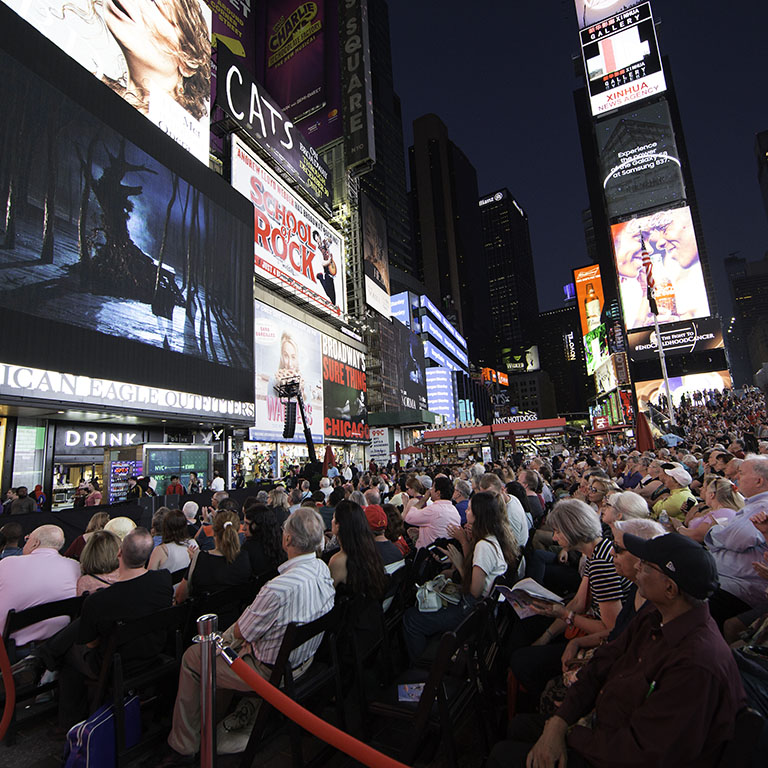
[
  {"left": 231, "top": 136, "right": 345, "bottom": 319},
  {"left": 4, "top": 0, "right": 213, "bottom": 163},
  {"left": 611, "top": 206, "right": 710, "bottom": 331},
  {"left": 580, "top": 2, "right": 666, "bottom": 117},
  {"left": 321, "top": 334, "right": 369, "bottom": 441},
  {"left": 251, "top": 300, "right": 324, "bottom": 443},
  {"left": 595, "top": 100, "right": 685, "bottom": 219}
]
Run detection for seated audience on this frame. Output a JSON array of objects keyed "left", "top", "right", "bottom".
[
  {"left": 383, "top": 502, "right": 410, "bottom": 556},
  {"left": 478, "top": 472, "right": 529, "bottom": 548},
  {"left": 76, "top": 530, "right": 121, "bottom": 595},
  {"left": 403, "top": 475, "right": 461, "bottom": 549},
  {"left": 364, "top": 504, "right": 405, "bottom": 573},
  {"left": 599, "top": 491, "right": 649, "bottom": 525},
  {"left": 64, "top": 511, "right": 111, "bottom": 560},
  {"left": 668, "top": 475, "right": 743, "bottom": 541},
  {"left": 148, "top": 509, "right": 194, "bottom": 575},
  {"left": 652, "top": 463, "right": 696, "bottom": 522},
  {"left": 104, "top": 516, "right": 137, "bottom": 540},
  {"left": 0, "top": 521, "right": 24, "bottom": 559},
  {"left": 241, "top": 503, "right": 284, "bottom": 576}
]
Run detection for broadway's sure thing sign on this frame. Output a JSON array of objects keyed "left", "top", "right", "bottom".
[{"left": 321, "top": 335, "right": 368, "bottom": 441}]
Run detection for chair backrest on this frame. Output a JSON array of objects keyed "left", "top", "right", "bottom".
[
  {"left": 715, "top": 707, "right": 766, "bottom": 767},
  {"left": 3, "top": 594, "right": 86, "bottom": 652}
]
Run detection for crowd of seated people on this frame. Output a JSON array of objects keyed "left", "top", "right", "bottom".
[{"left": 2, "top": 388, "right": 768, "bottom": 766}]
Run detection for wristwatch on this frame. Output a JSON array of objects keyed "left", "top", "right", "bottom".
[{"left": 564, "top": 610, "right": 575, "bottom": 626}]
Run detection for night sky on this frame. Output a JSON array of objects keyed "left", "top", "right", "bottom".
[{"left": 387, "top": 0, "right": 768, "bottom": 315}]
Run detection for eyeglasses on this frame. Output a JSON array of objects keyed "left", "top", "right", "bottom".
[
  {"left": 638, "top": 560, "right": 667, "bottom": 576},
  {"left": 612, "top": 543, "right": 626, "bottom": 554}
]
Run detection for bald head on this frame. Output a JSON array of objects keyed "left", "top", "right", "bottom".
[
  {"left": 119, "top": 527, "right": 154, "bottom": 569},
  {"left": 23, "top": 525, "right": 64, "bottom": 555}
]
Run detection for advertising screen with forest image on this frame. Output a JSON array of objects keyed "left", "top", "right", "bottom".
[{"left": 0, "top": 25, "right": 254, "bottom": 414}]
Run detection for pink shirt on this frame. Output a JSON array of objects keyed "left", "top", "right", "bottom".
[
  {"left": 0, "top": 548, "right": 80, "bottom": 645},
  {"left": 403, "top": 499, "right": 461, "bottom": 549}
]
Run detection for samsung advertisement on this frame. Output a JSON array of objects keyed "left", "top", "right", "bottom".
[
  {"left": 611, "top": 206, "right": 710, "bottom": 331},
  {"left": 580, "top": 2, "right": 666, "bottom": 116},
  {"left": 0, "top": 31, "right": 254, "bottom": 419},
  {"left": 596, "top": 100, "right": 685, "bottom": 219},
  {"left": 4, "top": 0, "right": 213, "bottom": 162}
]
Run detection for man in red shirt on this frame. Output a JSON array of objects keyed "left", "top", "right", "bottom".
[{"left": 165, "top": 476, "right": 185, "bottom": 496}]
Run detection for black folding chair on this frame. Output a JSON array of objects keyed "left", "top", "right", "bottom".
[{"left": 1, "top": 594, "right": 86, "bottom": 746}]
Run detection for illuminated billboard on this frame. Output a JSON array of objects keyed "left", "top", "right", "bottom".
[
  {"left": 611, "top": 206, "right": 710, "bottom": 330},
  {"left": 635, "top": 370, "right": 732, "bottom": 410},
  {"left": 4, "top": 0, "right": 212, "bottom": 163},
  {"left": 426, "top": 367, "right": 456, "bottom": 421},
  {"left": 0, "top": 44, "right": 254, "bottom": 420},
  {"left": 580, "top": 2, "right": 666, "bottom": 117},
  {"left": 231, "top": 136, "right": 345, "bottom": 319},
  {"left": 252, "top": 300, "right": 323, "bottom": 443},
  {"left": 627, "top": 317, "right": 724, "bottom": 362},
  {"left": 393, "top": 319, "right": 428, "bottom": 411},
  {"left": 595, "top": 356, "right": 618, "bottom": 395},
  {"left": 573, "top": 264, "right": 605, "bottom": 337},
  {"left": 574, "top": 0, "right": 642, "bottom": 29},
  {"left": 596, "top": 100, "right": 685, "bottom": 219},
  {"left": 361, "top": 192, "right": 391, "bottom": 318},
  {"left": 584, "top": 324, "right": 610, "bottom": 375},
  {"left": 321, "top": 335, "right": 368, "bottom": 442}
]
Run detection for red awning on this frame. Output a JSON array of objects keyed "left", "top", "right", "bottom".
[{"left": 422, "top": 425, "right": 493, "bottom": 443}]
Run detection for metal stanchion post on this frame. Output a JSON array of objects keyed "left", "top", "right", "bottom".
[{"left": 194, "top": 614, "right": 219, "bottom": 768}]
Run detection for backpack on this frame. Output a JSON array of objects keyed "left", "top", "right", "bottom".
[{"left": 63, "top": 695, "right": 141, "bottom": 768}]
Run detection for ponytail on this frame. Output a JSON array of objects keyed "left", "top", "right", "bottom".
[{"left": 213, "top": 510, "right": 241, "bottom": 564}]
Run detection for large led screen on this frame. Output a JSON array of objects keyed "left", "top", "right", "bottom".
[
  {"left": 322, "top": 334, "right": 368, "bottom": 442},
  {"left": 361, "top": 192, "right": 391, "bottom": 319},
  {"left": 252, "top": 300, "right": 323, "bottom": 444},
  {"left": 573, "top": 264, "right": 605, "bottom": 337},
  {"left": 580, "top": 2, "right": 666, "bottom": 117},
  {"left": 0, "top": 41, "right": 254, "bottom": 419},
  {"left": 4, "top": 0, "right": 212, "bottom": 163},
  {"left": 627, "top": 317, "right": 724, "bottom": 362},
  {"left": 611, "top": 207, "right": 710, "bottom": 331},
  {"left": 231, "top": 136, "right": 346, "bottom": 320},
  {"left": 584, "top": 324, "right": 610, "bottom": 376},
  {"left": 393, "top": 319, "right": 428, "bottom": 412},
  {"left": 635, "top": 370, "right": 732, "bottom": 410},
  {"left": 574, "top": 0, "right": 642, "bottom": 29},
  {"left": 596, "top": 101, "right": 685, "bottom": 219}
]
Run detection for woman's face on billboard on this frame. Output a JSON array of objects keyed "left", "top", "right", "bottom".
[
  {"left": 103, "top": 0, "right": 182, "bottom": 86},
  {"left": 614, "top": 226, "right": 643, "bottom": 279}
]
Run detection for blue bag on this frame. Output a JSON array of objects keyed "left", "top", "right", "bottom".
[{"left": 63, "top": 695, "right": 141, "bottom": 768}]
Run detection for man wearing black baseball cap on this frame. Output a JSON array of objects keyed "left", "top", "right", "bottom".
[{"left": 493, "top": 533, "right": 745, "bottom": 768}]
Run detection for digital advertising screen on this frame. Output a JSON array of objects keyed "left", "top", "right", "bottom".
[
  {"left": 321, "top": 334, "right": 368, "bottom": 442},
  {"left": 393, "top": 318, "right": 428, "bottom": 411},
  {"left": 596, "top": 100, "right": 685, "bottom": 219},
  {"left": 426, "top": 367, "right": 456, "bottom": 422},
  {"left": 580, "top": 2, "right": 666, "bottom": 117},
  {"left": 360, "top": 192, "right": 391, "bottom": 319},
  {"left": 611, "top": 206, "right": 710, "bottom": 331},
  {"left": 4, "top": 0, "right": 212, "bottom": 163},
  {"left": 252, "top": 300, "right": 323, "bottom": 444},
  {"left": 635, "top": 370, "right": 732, "bottom": 410},
  {"left": 573, "top": 0, "right": 642, "bottom": 29},
  {"left": 0, "top": 33, "right": 254, "bottom": 422},
  {"left": 627, "top": 317, "right": 724, "bottom": 362},
  {"left": 573, "top": 264, "right": 605, "bottom": 337},
  {"left": 584, "top": 324, "right": 610, "bottom": 376},
  {"left": 231, "top": 136, "right": 345, "bottom": 320},
  {"left": 255, "top": 0, "right": 343, "bottom": 149},
  {"left": 595, "top": 356, "right": 618, "bottom": 395}
]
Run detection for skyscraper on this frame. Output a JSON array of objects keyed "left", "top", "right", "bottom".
[
  {"left": 756, "top": 130, "right": 768, "bottom": 224},
  {"left": 479, "top": 189, "right": 539, "bottom": 361},
  {"left": 409, "top": 113, "right": 491, "bottom": 361}
]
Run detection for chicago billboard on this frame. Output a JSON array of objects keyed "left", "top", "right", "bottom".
[
  {"left": 596, "top": 100, "right": 685, "bottom": 219},
  {"left": 0, "top": 44, "right": 254, "bottom": 419},
  {"left": 231, "top": 136, "right": 345, "bottom": 319},
  {"left": 5, "top": 0, "right": 213, "bottom": 163},
  {"left": 321, "top": 334, "right": 368, "bottom": 441},
  {"left": 627, "top": 317, "right": 724, "bottom": 361},
  {"left": 611, "top": 206, "right": 710, "bottom": 331},
  {"left": 252, "top": 300, "right": 323, "bottom": 443},
  {"left": 573, "top": 264, "right": 605, "bottom": 337},
  {"left": 580, "top": 2, "right": 666, "bottom": 117}
]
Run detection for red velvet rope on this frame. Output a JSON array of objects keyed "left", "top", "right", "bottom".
[
  {"left": 228, "top": 656, "right": 409, "bottom": 768},
  {"left": 0, "top": 634, "right": 15, "bottom": 742}
]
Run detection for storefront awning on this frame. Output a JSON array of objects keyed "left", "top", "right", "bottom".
[
  {"left": 586, "top": 424, "right": 629, "bottom": 436},
  {"left": 422, "top": 425, "right": 493, "bottom": 443},
  {"left": 491, "top": 418, "right": 567, "bottom": 438}
]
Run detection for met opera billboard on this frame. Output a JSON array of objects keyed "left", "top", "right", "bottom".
[
  {"left": 611, "top": 206, "right": 710, "bottom": 331},
  {"left": 0, "top": 39, "right": 254, "bottom": 421},
  {"left": 231, "top": 136, "right": 346, "bottom": 319},
  {"left": 252, "top": 300, "right": 323, "bottom": 443},
  {"left": 596, "top": 100, "right": 685, "bottom": 219},
  {"left": 4, "top": 0, "right": 212, "bottom": 163},
  {"left": 580, "top": 2, "right": 666, "bottom": 117}
]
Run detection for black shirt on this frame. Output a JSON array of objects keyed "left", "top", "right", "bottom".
[
  {"left": 374, "top": 538, "right": 405, "bottom": 567},
  {"left": 77, "top": 570, "right": 173, "bottom": 667}
]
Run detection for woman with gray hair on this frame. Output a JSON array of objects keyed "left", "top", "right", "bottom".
[
  {"left": 508, "top": 499, "right": 632, "bottom": 697},
  {"left": 600, "top": 491, "right": 650, "bottom": 524}
]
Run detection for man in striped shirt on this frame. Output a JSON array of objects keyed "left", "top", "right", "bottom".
[{"left": 161, "top": 507, "right": 335, "bottom": 765}]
